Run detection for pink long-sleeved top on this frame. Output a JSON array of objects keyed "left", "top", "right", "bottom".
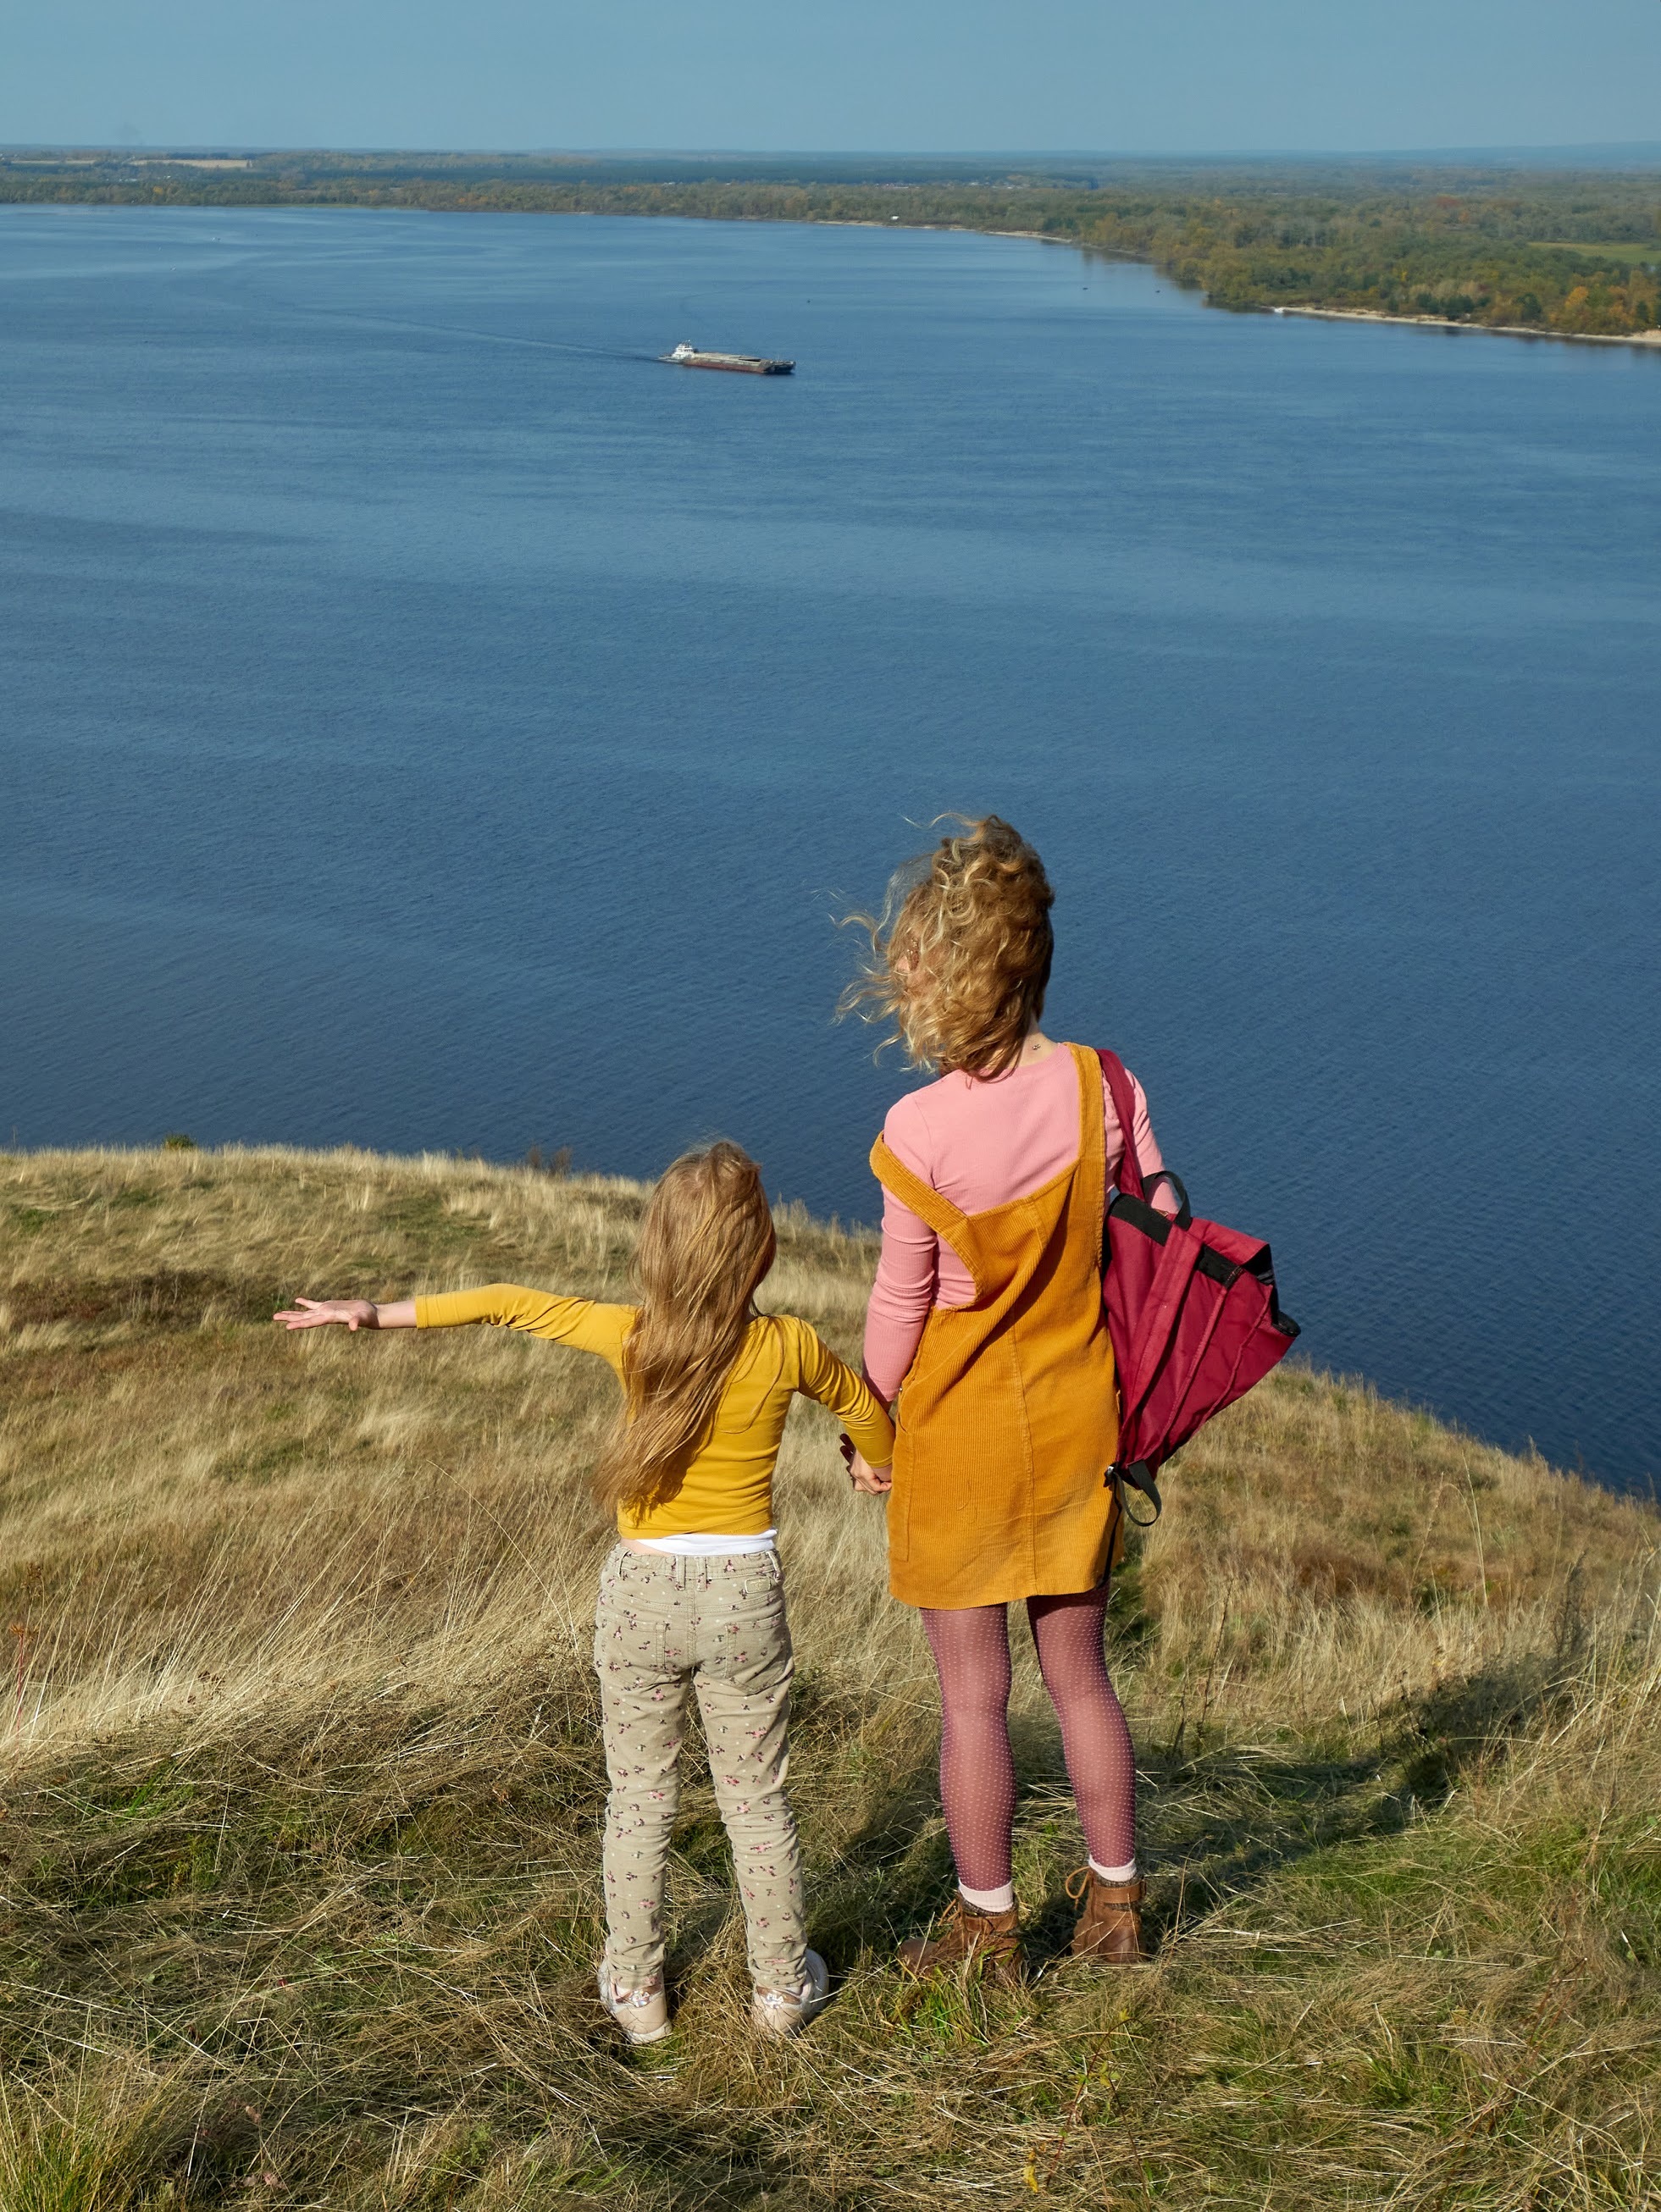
[{"left": 863, "top": 1045, "right": 1172, "bottom": 1405}]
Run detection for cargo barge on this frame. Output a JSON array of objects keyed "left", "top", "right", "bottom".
[{"left": 661, "top": 343, "right": 795, "bottom": 375}]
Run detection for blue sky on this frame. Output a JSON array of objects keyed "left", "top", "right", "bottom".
[{"left": 5, "top": 0, "right": 1661, "bottom": 155}]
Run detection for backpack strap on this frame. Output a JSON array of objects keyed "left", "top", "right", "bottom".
[
  {"left": 1113, "top": 1462, "right": 1164, "bottom": 1525},
  {"left": 1098, "top": 1049, "right": 1190, "bottom": 1225},
  {"left": 1096, "top": 1049, "right": 1145, "bottom": 1202}
]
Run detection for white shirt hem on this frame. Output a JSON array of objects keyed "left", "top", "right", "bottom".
[{"left": 624, "top": 1528, "right": 778, "bottom": 1557}]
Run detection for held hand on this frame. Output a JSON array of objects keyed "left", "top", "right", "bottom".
[
  {"left": 274, "top": 1297, "right": 378, "bottom": 1332},
  {"left": 848, "top": 1449, "right": 893, "bottom": 1496}
]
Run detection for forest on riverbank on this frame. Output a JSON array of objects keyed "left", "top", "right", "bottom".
[
  {"left": 3, "top": 1144, "right": 1658, "bottom": 2207},
  {"left": 5, "top": 150, "right": 1660, "bottom": 336}
]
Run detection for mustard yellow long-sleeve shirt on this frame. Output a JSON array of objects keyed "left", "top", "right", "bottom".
[{"left": 415, "top": 1283, "right": 894, "bottom": 1541}]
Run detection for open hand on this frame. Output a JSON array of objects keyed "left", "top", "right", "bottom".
[{"left": 274, "top": 1297, "right": 378, "bottom": 1331}]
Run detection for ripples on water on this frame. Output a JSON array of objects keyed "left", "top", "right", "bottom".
[{"left": 2, "top": 207, "right": 1657, "bottom": 1490}]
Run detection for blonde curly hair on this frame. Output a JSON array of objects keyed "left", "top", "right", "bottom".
[{"left": 839, "top": 816, "right": 1055, "bottom": 1076}]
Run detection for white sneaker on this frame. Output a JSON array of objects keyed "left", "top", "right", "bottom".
[
  {"left": 751, "top": 1949, "right": 830, "bottom": 2038},
  {"left": 596, "top": 1965, "right": 672, "bottom": 2045}
]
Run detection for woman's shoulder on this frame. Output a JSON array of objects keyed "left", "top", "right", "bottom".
[
  {"left": 881, "top": 1071, "right": 963, "bottom": 1170},
  {"left": 1080, "top": 1046, "right": 1149, "bottom": 1113},
  {"left": 883, "top": 1048, "right": 1087, "bottom": 1128},
  {"left": 883, "top": 1071, "right": 956, "bottom": 1127}
]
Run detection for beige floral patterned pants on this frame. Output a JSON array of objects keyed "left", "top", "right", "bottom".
[{"left": 593, "top": 1543, "right": 805, "bottom": 1988}]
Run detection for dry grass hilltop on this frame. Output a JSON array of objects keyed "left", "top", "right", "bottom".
[{"left": 2, "top": 1145, "right": 1658, "bottom": 2209}]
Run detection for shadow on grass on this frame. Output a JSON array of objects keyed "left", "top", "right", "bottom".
[
  {"left": 1, "top": 1639, "right": 1599, "bottom": 2205},
  {"left": 805, "top": 1640, "right": 1592, "bottom": 1977},
  {"left": 1126, "top": 1642, "right": 1595, "bottom": 1955}
]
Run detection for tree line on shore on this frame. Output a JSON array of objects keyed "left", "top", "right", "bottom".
[{"left": 5, "top": 155, "right": 1659, "bottom": 336}]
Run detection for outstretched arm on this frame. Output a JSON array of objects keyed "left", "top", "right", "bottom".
[
  {"left": 277, "top": 1286, "right": 627, "bottom": 1372},
  {"left": 274, "top": 1297, "right": 417, "bottom": 1331}
]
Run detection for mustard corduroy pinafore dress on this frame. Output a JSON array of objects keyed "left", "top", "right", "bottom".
[{"left": 871, "top": 1042, "right": 1124, "bottom": 1610}]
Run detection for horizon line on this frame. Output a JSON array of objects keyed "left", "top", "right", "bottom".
[{"left": 5, "top": 138, "right": 1661, "bottom": 164}]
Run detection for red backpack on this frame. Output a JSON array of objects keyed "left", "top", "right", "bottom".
[{"left": 1098, "top": 1049, "right": 1299, "bottom": 1521}]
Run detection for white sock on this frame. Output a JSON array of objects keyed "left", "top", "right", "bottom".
[
  {"left": 959, "top": 1880, "right": 1016, "bottom": 1914},
  {"left": 1089, "top": 1855, "right": 1138, "bottom": 1883}
]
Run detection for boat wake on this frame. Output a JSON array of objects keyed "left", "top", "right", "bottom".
[{"left": 303, "top": 307, "right": 659, "bottom": 362}]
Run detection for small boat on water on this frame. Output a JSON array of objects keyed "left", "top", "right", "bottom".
[{"left": 660, "top": 342, "right": 795, "bottom": 376}]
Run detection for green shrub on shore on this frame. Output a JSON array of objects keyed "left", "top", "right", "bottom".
[{"left": 2, "top": 1146, "right": 1657, "bottom": 2208}]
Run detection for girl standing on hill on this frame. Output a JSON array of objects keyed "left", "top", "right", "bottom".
[
  {"left": 275, "top": 1141, "right": 894, "bottom": 2045},
  {"left": 841, "top": 817, "right": 1180, "bottom": 1978}
]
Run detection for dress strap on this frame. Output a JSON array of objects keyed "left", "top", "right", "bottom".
[
  {"left": 1066, "top": 1042, "right": 1109, "bottom": 1240},
  {"left": 870, "top": 1136, "right": 986, "bottom": 1297},
  {"left": 870, "top": 1135, "right": 961, "bottom": 1233}
]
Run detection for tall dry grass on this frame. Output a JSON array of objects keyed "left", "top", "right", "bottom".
[{"left": 2, "top": 1146, "right": 1657, "bottom": 2209}]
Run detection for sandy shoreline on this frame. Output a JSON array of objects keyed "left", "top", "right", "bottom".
[{"left": 1272, "top": 303, "right": 1661, "bottom": 351}]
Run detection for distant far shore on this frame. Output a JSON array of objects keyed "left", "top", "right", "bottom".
[{"left": 4, "top": 157, "right": 1659, "bottom": 346}]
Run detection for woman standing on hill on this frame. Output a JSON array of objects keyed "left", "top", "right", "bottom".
[{"left": 841, "top": 817, "right": 1179, "bottom": 1977}]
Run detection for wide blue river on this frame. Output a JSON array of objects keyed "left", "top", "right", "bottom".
[{"left": 3, "top": 206, "right": 1657, "bottom": 1491}]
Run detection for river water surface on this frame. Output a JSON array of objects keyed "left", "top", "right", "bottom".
[{"left": 3, "top": 206, "right": 1658, "bottom": 1489}]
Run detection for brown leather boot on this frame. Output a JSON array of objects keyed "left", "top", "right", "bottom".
[
  {"left": 1066, "top": 1869, "right": 1151, "bottom": 1964},
  {"left": 898, "top": 1895, "right": 1025, "bottom": 1985}
]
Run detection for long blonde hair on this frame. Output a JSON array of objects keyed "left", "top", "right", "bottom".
[
  {"left": 839, "top": 815, "right": 1055, "bottom": 1076},
  {"left": 592, "top": 1142, "right": 778, "bottom": 1520}
]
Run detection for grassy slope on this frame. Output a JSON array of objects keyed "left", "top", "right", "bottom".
[{"left": 1, "top": 1147, "right": 1657, "bottom": 2210}]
